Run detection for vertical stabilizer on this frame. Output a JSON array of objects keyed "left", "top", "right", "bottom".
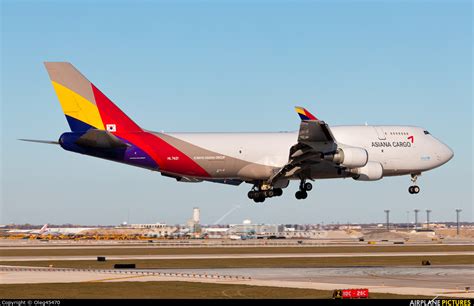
[{"left": 44, "top": 62, "right": 142, "bottom": 133}]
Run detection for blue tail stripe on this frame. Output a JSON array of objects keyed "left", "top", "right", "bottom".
[{"left": 65, "top": 115, "right": 94, "bottom": 132}]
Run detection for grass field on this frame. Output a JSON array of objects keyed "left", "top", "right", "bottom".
[
  {"left": 2, "top": 255, "right": 472, "bottom": 269},
  {"left": 1, "top": 244, "right": 472, "bottom": 257},
  {"left": 0, "top": 281, "right": 433, "bottom": 299}
]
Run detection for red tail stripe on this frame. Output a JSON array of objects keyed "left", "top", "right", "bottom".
[
  {"left": 92, "top": 84, "right": 210, "bottom": 177},
  {"left": 92, "top": 84, "right": 142, "bottom": 132}
]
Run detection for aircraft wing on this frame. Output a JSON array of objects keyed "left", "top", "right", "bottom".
[{"left": 268, "top": 107, "right": 338, "bottom": 184}]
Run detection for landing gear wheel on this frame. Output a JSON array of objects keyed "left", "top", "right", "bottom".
[
  {"left": 413, "top": 186, "right": 420, "bottom": 194},
  {"left": 248, "top": 191, "right": 256, "bottom": 199},
  {"left": 300, "top": 191, "right": 308, "bottom": 199},
  {"left": 274, "top": 188, "right": 283, "bottom": 196},
  {"left": 253, "top": 193, "right": 265, "bottom": 203},
  {"left": 295, "top": 191, "right": 308, "bottom": 200},
  {"left": 304, "top": 182, "right": 313, "bottom": 191},
  {"left": 265, "top": 190, "right": 274, "bottom": 198},
  {"left": 408, "top": 186, "right": 420, "bottom": 194},
  {"left": 295, "top": 191, "right": 302, "bottom": 199},
  {"left": 248, "top": 182, "right": 284, "bottom": 202},
  {"left": 409, "top": 173, "right": 421, "bottom": 195}
]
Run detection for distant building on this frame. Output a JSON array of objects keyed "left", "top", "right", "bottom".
[
  {"left": 422, "top": 223, "right": 447, "bottom": 229},
  {"left": 202, "top": 227, "right": 229, "bottom": 239},
  {"left": 187, "top": 207, "right": 201, "bottom": 233},
  {"left": 143, "top": 226, "right": 178, "bottom": 238},
  {"left": 119, "top": 223, "right": 168, "bottom": 229},
  {"left": 338, "top": 225, "right": 362, "bottom": 230},
  {"left": 193, "top": 207, "right": 200, "bottom": 224},
  {"left": 229, "top": 223, "right": 279, "bottom": 236}
]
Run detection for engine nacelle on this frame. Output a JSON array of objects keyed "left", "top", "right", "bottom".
[
  {"left": 331, "top": 147, "right": 368, "bottom": 168},
  {"left": 351, "top": 161, "right": 384, "bottom": 181}
]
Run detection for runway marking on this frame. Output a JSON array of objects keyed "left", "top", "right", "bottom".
[
  {"left": 83, "top": 274, "right": 149, "bottom": 283},
  {"left": 365, "top": 270, "right": 472, "bottom": 285},
  {"left": 221, "top": 288, "right": 247, "bottom": 298},
  {"left": 221, "top": 289, "right": 233, "bottom": 298},
  {"left": 1, "top": 251, "right": 473, "bottom": 261}
]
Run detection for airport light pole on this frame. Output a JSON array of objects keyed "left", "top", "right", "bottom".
[
  {"left": 384, "top": 210, "right": 390, "bottom": 231},
  {"left": 406, "top": 211, "right": 409, "bottom": 230},
  {"left": 414, "top": 209, "right": 419, "bottom": 230},
  {"left": 456, "top": 209, "right": 462, "bottom": 236},
  {"left": 426, "top": 209, "right": 432, "bottom": 230}
]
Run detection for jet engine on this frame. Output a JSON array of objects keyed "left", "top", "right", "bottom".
[
  {"left": 329, "top": 147, "right": 368, "bottom": 168},
  {"left": 350, "top": 161, "right": 383, "bottom": 181}
]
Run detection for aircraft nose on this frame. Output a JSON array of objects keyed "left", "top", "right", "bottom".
[{"left": 437, "top": 143, "right": 454, "bottom": 165}]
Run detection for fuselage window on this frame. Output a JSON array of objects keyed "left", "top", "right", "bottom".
[{"left": 424, "top": 130, "right": 430, "bottom": 135}]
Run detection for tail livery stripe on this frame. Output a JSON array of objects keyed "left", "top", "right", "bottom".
[
  {"left": 51, "top": 81, "right": 105, "bottom": 130},
  {"left": 92, "top": 84, "right": 142, "bottom": 133},
  {"left": 295, "top": 106, "right": 318, "bottom": 121},
  {"left": 92, "top": 85, "right": 209, "bottom": 177},
  {"left": 45, "top": 62, "right": 211, "bottom": 178},
  {"left": 45, "top": 62, "right": 104, "bottom": 131}
]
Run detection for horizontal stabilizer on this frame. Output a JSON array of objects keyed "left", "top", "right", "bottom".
[{"left": 18, "top": 139, "right": 59, "bottom": 145}]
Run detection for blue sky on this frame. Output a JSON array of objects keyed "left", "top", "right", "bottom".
[{"left": 1, "top": 0, "right": 472, "bottom": 226}]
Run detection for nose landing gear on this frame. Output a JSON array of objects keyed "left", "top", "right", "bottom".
[
  {"left": 408, "top": 173, "right": 421, "bottom": 194},
  {"left": 409, "top": 185, "right": 420, "bottom": 194},
  {"left": 295, "top": 180, "right": 313, "bottom": 200}
]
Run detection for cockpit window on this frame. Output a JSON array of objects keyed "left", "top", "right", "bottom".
[{"left": 424, "top": 130, "right": 430, "bottom": 135}]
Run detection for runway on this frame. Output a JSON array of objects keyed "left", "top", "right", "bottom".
[
  {"left": 1, "top": 251, "right": 472, "bottom": 261},
  {"left": 1, "top": 239, "right": 472, "bottom": 298},
  {"left": 163, "top": 266, "right": 473, "bottom": 290},
  {"left": 1, "top": 265, "right": 473, "bottom": 298}
]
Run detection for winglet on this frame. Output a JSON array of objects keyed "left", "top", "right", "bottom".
[{"left": 295, "top": 106, "right": 318, "bottom": 121}]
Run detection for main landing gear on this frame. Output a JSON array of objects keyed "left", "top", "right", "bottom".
[
  {"left": 295, "top": 180, "right": 313, "bottom": 200},
  {"left": 248, "top": 183, "right": 283, "bottom": 203},
  {"left": 408, "top": 173, "right": 421, "bottom": 194}
]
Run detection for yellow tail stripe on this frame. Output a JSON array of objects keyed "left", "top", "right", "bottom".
[
  {"left": 295, "top": 107, "right": 305, "bottom": 115},
  {"left": 52, "top": 81, "right": 105, "bottom": 130}
]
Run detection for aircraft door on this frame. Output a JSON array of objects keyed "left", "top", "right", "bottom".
[{"left": 374, "top": 127, "right": 386, "bottom": 140}]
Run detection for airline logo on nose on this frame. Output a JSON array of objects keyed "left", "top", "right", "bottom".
[
  {"left": 408, "top": 136, "right": 414, "bottom": 143},
  {"left": 106, "top": 124, "right": 117, "bottom": 132}
]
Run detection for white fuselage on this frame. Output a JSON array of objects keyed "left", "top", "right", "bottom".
[{"left": 167, "top": 125, "right": 453, "bottom": 180}]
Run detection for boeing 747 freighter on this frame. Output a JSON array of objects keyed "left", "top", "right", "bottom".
[{"left": 21, "top": 62, "right": 454, "bottom": 203}]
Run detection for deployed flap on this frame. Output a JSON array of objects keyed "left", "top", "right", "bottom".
[
  {"left": 204, "top": 179, "right": 243, "bottom": 186},
  {"left": 75, "top": 129, "right": 129, "bottom": 149},
  {"left": 161, "top": 172, "right": 203, "bottom": 183}
]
